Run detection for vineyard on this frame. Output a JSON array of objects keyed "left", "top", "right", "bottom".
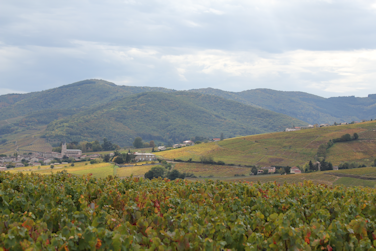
[
  {"left": 0, "top": 171, "right": 375, "bottom": 250},
  {"left": 156, "top": 121, "right": 376, "bottom": 167}
]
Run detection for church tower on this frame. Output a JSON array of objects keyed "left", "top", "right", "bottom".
[{"left": 61, "top": 140, "right": 67, "bottom": 157}]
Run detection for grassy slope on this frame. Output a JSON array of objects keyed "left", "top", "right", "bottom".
[{"left": 156, "top": 120, "right": 376, "bottom": 167}]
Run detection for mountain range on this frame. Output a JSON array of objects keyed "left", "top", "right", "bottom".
[{"left": 0, "top": 79, "right": 375, "bottom": 151}]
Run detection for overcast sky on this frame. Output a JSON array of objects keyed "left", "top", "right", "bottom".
[{"left": 1, "top": 0, "right": 376, "bottom": 97}]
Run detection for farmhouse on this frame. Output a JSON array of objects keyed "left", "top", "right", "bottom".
[
  {"left": 213, "top": 138, "right": 221, "bottom": 141},
  {"left": 133, "top": 153, "right": 157, "bottom": 162},
  {"left": 285, "top": 128, "right": 300, "bottom": 132},
  {"left": 290, "top": 167, "right": 301, "bottom": 174},
  {"left": 261, "top": 166, "right": 276, "bottom": 173},
  {"left": 183, "top": 140, "right": 194, "bottom": 146},
  {"left": 158, "top": 146, "right": 166, "bottom": 151}
]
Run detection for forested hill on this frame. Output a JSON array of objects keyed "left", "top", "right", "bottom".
[
  {"left": 0, "top": 79, "right": 174, "bottom": 120},
  {"left": 1, "top": 79, "right": 376, "bottom": 124},
  {"left": 188, "top": 88, "right": 376, "bottom": 124},
  {"left": 43, "top": 92, "right": 307, "bottom": 145}
]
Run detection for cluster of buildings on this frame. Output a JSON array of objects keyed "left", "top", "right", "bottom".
[
  {"left": 284, "top": 120, "right": 368, "bottom": 132},
  {"left": 256, "top": 166, "right": 302, "bottom": 175},
  {"left": 156, "top": 140, "right": 195, "bottom": 151},
  {"left": 0, "top": 142, "right": 84, "bottom": 168},
  {"left": 173, "top": 140, "right": 195, "bottom": 149}
]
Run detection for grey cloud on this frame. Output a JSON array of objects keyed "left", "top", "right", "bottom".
[{"left": 1, "top": 0, "right": 376, "bottom": 97}]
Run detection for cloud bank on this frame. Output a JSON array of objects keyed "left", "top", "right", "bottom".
[{"left": 1, "top": 0, "right": 376, "bottom": 97}]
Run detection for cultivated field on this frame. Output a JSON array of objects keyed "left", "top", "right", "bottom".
[
  {"left": 174, "top": 162, "right": 251, "bottom": 178},
  {"left": 226, "top": 167, "right": 376, "bottom": 187},
  {"left": 6, "top": 161, "right": 160, "bottom": 178},
  {"left": 156, "top": 121, "right": 376, "bottom": 167}
]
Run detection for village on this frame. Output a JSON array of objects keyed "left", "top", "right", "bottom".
[
  {"left": 284, "top": 119, "right": 370, "bottom": 132},
  {"left": 0, "top": 133, "right": 343, "bottom": 175}
]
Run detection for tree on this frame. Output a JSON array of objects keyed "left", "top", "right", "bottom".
[
  {"left": 167, "top": 170, "right": 185, "bottom": 180},
  {"left": 144, "top": 166, "right": 165, "bottom": 179},
  {"left": 284, "top": 166, "right": 291, "bottom": 174},
  {"left": 6, "top": 163, "right": 15, "bottom": 168},
  {"left": 353, "top": 133, "right": 359, "bottom": 140},
  {"left": 149, "top": 140, "right": 155, "bottom": 148},
  {"left": 220, "top": 133, "right": 224, "bottom": 141},
  {"left": 251, "top": 166, "right": 258, "bottom": 175},
  {"left": 113, "top": 156, "right": 124, "bottom": 164},
  {"left": 102, "top": 138, "right": 114, "bottom": 151},
  {"left": 143, "top": 142, "right": 150, "bottom": 148},
  {"left": 341, "top": 134, "right": 352, "bottom": 142},
  {"left": 103, "top": 154, "right": 111, "bottom": 162},
  {"left": 125, "top": 153, "right": 132, "bottom": 163},
  {"left": 133, "top": 137, "right": 143, "bottom": 148},
  {"left": 308, "top": 160, "right": 315, "bottom": 172}
]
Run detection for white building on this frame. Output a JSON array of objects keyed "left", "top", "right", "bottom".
[{"left": 133, "top": 153, "right": 157, "bottom": 162}]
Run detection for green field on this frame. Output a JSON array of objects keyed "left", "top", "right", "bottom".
[{"left": 156, "top": 121, "right": 376, "bottom": 167}]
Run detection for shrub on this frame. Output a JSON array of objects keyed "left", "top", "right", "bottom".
[
  {"left": 144, "top": 166, "right": 165, "bottom": 180},
  {"left": 167, "top": 170, "right": 186, "bottom": 180}
]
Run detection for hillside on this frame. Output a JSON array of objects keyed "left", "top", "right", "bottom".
[
  {"left": 2, "top": 78, "right": 376, "bottom": 153},
  {"left": 0, "top": 79, "right": 176, "bottom": 121},
  {"left": 43, "top": 92, "right": 306, "bottom": 145},
  {"left": 189, "top": 88, "right": 376, "bottom": 124},
  {"left": 156, "top": 120, "right": 376, "bottom": 167},
  {"left": 0, "top": 80, "right": 176, "bottom": 152},
  {"left": 2, "top": 79, "right": 376, "bottom": 125}
]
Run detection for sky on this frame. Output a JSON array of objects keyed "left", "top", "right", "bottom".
[{"left": 1, "top": 0, "right": 376, "bottom": 97}]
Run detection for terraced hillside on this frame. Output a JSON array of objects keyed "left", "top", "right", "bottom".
[{"left": 156, "top": 121, "right": 376, "bottom": 167}]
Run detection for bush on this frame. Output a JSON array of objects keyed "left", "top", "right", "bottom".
[
  {"left": 144, "top": 166, "right": 165, "bottom": 180},
  {"left": 167, "top": 170, "right": 186, "bottom": 180},
  {"left": 6, "top": 163, "right": 15, "bottom": 168},
  {"left": 71, "top": 163, "right": 75, "bottom": 167},
  {"left": 200, "top": 156, "right": 214, "bottom": 164},
  {"left": 217, "top": 160, "right": 225, "bottom": 165},
  {"left": 90, "top": 159, "right": 97, "bottom": 164},
  {"left": 50, "top": 165, "right": 54, "bottom": 169}
]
